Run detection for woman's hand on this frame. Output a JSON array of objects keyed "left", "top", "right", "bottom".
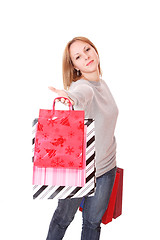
[{"left": 48, "top": 86, "right": 74, "bottom": 105}]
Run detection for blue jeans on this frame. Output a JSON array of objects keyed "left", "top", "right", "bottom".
[{"left": 46, "top": 167, "right": 116, "bottom": 240}]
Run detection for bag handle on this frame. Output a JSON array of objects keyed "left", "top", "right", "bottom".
[{"left": 53, "top": 97, "right": 73, "bottom": 111}]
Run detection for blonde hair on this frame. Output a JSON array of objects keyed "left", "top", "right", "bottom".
[{"left": 62, "top": 36, "right": 102, "bottom": 90}]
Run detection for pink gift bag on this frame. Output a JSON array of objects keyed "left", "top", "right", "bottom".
[{"left": 33, "top": 97, "right": 86, "bottom": 187}]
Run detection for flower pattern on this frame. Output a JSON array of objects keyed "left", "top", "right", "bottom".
[
  {"left": 65, "top": 146, "right": 74, "bottom": 155},
  {"left": 47, "top": 119, "right": 56, "bottom": 127},
  {"left": 68, "top": 161, "right": 74, "bottom": 167},
  {"left": 50, "top": 157, "right": 65, "bottom": 167},
  {"left": 68, "top": 131, "right": 75, "bottom": 137}
]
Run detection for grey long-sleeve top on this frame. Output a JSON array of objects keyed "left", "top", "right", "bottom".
[{"left": 65, "top": 78, "right": 118, "bottom": 178}]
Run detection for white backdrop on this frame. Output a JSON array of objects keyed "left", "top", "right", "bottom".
[{"left": 0, "top": 0, "right": 160, "bottom": 239}]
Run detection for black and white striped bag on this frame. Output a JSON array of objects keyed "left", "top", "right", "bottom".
[{"left": 32, "top": 118, "right": 96, "bottom": 199}]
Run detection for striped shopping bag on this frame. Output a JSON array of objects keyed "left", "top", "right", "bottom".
[{"left": 32, "top": 118, "right": 96, "bottom": 199}]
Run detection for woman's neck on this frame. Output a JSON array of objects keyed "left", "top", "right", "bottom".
[{"left": 82, "top": 71, "right": 100, "bottom": 82}]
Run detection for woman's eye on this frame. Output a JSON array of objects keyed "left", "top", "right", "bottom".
[
  {"left": 86, "top": 48, "right": 90, "bottom": 51},
  {"left": 76, "top": 56, "right": 80, "bottom": 60}
]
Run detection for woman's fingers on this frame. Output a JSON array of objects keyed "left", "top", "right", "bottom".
[
  {"left": 57, "top": 98, "right": 70, "bottom": 106},
  {"left": 60, "top": 98, "right": 65, "bottom": 103},
  {"left": 48, "top": 86, "right": 58, "bottom": 93},
  {"left": 65, "top": 99, "right": 69, "bottom": 105},
  {"left": 48, "top": 87, "right": 67, "bottom": 97}
]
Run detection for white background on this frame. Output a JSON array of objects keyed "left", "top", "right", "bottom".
[{"left": 0, "top": 0, "right": 160, "bottom": 239}]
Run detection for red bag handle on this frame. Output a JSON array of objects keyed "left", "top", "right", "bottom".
[{"left": 53, "top": 97, "right": 73, "bottom": 111}]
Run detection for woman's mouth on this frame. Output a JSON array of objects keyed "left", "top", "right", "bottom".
[{"left": 86, "top": 60, "right": 94, "bottom": 66}]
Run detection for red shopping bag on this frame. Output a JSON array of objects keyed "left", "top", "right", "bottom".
[
  {"left": 33, "top": 97, "right": 85, "bottom": 169},
  {"left": 79, "top": 167, "right": 124, "bottom": 224},
  {"left": 101, "top": 169, "right": 120, "bottom": 224},
  {"left": 102, "top": 167, "right": 123, "bottom": 224},
  {"left": 113, "top": 168, "right": 124, "bottom": 219}
]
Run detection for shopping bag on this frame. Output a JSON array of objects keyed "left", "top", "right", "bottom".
[
  {"left": 101, "top": 168, "right": 120, "bottom": 224},
  {"left": 32, "top": 117, "right": 96, "bottom": 199},
  {"left": 33, "top": 97, "right": 85, "bottom": 170},
  {"left": 113, "top": 168, "right": 124, "bottom": 219},
  {"left": 79, "top": 167, "right": 123, "bottom": 225}
]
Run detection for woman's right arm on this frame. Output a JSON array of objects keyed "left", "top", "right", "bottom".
[{"left": 48, "top": 83, "right": 94, "bottom": 110}]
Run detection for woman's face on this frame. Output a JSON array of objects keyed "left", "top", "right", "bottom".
[{"left": 69, "top": 40, "right": 100, "bottom": 75}]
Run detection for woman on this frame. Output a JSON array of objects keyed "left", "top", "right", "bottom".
[{"left": 47, "top": 36, "right": 119, "bottom": 240}]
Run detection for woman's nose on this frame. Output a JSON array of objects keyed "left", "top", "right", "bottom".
[{"left": 83, "top": 53, "right": 89, "bottom": 60}]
